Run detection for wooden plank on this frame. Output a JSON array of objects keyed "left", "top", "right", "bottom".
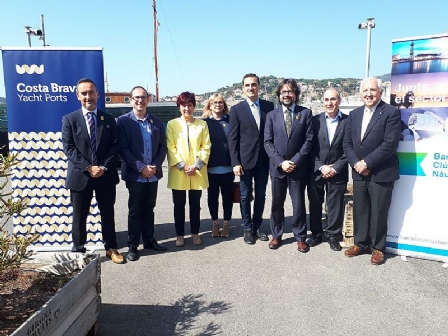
[{"left": 11, "top": 255, "right": 100, "bottom": 336}]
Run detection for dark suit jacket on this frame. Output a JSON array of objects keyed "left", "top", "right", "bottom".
[
  {"left": 264, "top": 105, "right": 314, "bottom": 179},
  {"left": 309, "top": 112, "right": 348, "bottom": 184},
  {"left": 228, "top": 99, "right": 274, "bottom": 170},
  {"left": 343, "top": 100, "right": 401, "bottom": 182},
  {"left": 62, "top": 109, "right": 119, "bottom": 191},
  {"left": 116, "top": 112, "right": 167, "bottom": 181}
]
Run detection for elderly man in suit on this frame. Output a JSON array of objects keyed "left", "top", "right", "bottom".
[
  {"left": 228, "top": 73, "right": 274, "bottom": 245},
  {"left": 116, "top": 86, "right": 167, "bottom": 262},
  {"left": 264, "top": 79, "right": 313, "bottom": 252},
  {"left": 307, "top": 88, "right": 348, "bottom": 252},
  {"left": 343, "top": 77, "right": 401, "bottom": 265},
  {"left": 62, "top": 78, "right": 123, "bottom": 263}
]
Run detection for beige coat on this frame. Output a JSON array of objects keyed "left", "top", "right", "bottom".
[{"left": 166, "top": 117, "right": 211, "bottom": 190}]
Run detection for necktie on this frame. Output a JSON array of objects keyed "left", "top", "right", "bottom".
[
  {"left": 87, "top": 112, "right": 97, "bottom": 165},
  {"left": 251, "top": 103, "right": 260, "bottom": 130},
  {"left": 360, "top": 108, "right": 372, "bottom": 139},
  {"left": 285, "top": 108, "right": 292, "bottom": 136}
]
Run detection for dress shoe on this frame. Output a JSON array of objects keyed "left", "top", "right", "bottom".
[
  {"left": 221, "top": 221, "right": 230, "bottom": 238},
  {"left": 106, "top": 249, "right": 125, "bottom": 264},
  {"left": 297, "top": 241, "right": 310, "bottom": 253},
  {"left": 306, "top": 233, "right": 323, "bottom": 247},
  {"left": 371, "top": 250, "right": 385, "bottom": 265},
  {"left": 176, "top": 236, "right": 185, "bottom": 247},
  {"left": 255, "top": 229, "right": 269, "bottom": 241},
  {"left": 126, "top": 247, "right": 139, "bottom": 261},
  {"left": 243, "top": 230, "right": 255, "bottom": 244},
  {"left": 144, "top": 240, "right": 168, "bottom": 251},
  {"left": 192, "top": 234, "right": 202, "bottom": 245},
  {"left": 328, "top": 236, "right": 342, "bottom": 251},
  {"left": 211, "top": 221, "right": 220, "bottom": 237},
  {"left": 344, "top": 245, "right": 367, "bottom": 257},
  {"left": 268, "top": 238, "right": 282, "bottom": 250},
  {"left": 71, "top": 247, "right": 86, "bottom": 253}
]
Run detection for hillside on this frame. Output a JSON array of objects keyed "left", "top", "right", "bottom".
[{"left": 199, "top": 73, "right": 391, "bottom": 107}]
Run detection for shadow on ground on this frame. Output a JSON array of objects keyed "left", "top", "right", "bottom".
[{"left": 98, "top": 293, "right": 232, "bottom": 336}]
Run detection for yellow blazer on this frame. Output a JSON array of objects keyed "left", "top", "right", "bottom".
[{"left": 166, "top": 117, "right": 211, "bottom": 190}]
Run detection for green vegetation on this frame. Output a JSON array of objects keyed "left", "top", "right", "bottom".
[{"left": 0, "top": 152, "right": 38, "bottom": 271}]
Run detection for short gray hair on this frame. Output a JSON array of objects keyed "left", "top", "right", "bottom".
[{"left": 360, "top": 77, "right": 383, "bottom": 93}]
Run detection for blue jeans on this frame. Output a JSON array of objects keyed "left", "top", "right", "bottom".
[{"left": 239, "top": 165, "right": 269, "bottom": 231}]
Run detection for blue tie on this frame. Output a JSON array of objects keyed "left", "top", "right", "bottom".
[{"left": 87, "top": 112, "right": 97, "bottom": 165}]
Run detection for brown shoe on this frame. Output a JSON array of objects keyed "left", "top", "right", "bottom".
[
  {"left": 268, "top": 238, "right": 282, "bottom": 250},
  {"left": 106, "top": 249, "right": 124, "bottom": 264},
  {"left": 192, "top": 234, "right": 202, "bottom": 245},
  {"left": 344, "top": 245, "right": 367, "bottom": 257},
  {"left": 211, "top": 221, "right": 220, "bottom": 237},
  {"left": 297, "top": 241, "right": 309, "bottom": 253},
  {"left": 175, "top": 236, "right": 185, "bottom": 247},
  {"left": 371, "top": 250, "right": 385, "bottom": 265},
  {"left": 221, "top": 221, "right": 230, "bottom": 238}
]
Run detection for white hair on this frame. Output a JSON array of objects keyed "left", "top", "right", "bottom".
[{"left": 360, "top": 77, "right": 383, "bottom": 93}]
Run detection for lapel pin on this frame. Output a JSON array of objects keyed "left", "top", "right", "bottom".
[
  {"left": 150, "top": 119, "right": 153, "bottom": 123},
  {"left": 100, "top": 116, "right": 104, "bottom": 121},
  {"left": 296, "top": 115, "right": 300, "bottom": 120},
  {"left": 223, "top": 124, "right": 226, "bottom": 127}
]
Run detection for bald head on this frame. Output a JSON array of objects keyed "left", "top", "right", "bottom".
[{"left": 323, "top": 88, "right": 341, "bottom": 118}]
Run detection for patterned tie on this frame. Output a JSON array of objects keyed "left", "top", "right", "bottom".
[
  {"left": 251, "top": 103, "right": 260, "bottom": 130},
  {"left": 285, "top": 108, "right": 292, "bottom": 136},
  {"left": 360, "top": 108, "right": 372, "bottom": 139},
  {"left": 87, "top": 112, "right": 97, "bottom": 165}
]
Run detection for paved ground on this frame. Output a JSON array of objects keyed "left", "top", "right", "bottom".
[
  {"left": 95, "top": 163, "right": 447, "bottom": 336},
  {"left": 4, "top": 162, "right": 448, "bottom": 335}
]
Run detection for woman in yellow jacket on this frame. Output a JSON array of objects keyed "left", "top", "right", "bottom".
[{"left": 166, "top": 92, "right": 211, "bottom": 247}]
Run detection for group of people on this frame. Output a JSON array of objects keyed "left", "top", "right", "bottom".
[{"left": 62, "top": 73, "right": 401, "bottom": 266}]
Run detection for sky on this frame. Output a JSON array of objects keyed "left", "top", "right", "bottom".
[{"left": 0, "top": 0, "right": 447, "bottom": 98}]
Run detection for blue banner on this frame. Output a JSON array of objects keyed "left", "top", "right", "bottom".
[
  {"left": 1, "top": 48, "right": 105, "bottom": 250},
  {"left": 2, "top": 48, "right": 105, "bottom": 132}
]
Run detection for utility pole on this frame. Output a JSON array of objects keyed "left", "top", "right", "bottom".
[
  {"left": 24, "top": 14, "right": 47, "bottom": 47},
  {"left": 153, "top": 0, "right": 160, "bottom": 102}
]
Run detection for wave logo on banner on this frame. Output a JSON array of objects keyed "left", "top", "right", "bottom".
[{"left": 16, "top": 64, "right": 45, "bottom": 75}]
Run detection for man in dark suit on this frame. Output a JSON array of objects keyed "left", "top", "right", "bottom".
[
  {"left": 228, "top": 73, "right": 274, "bottom": 244},
  {"left": 343, "top": 77, "right": 401, "bottom": 265},
  {"left": 264, "top": 79, "right": 313, "bottom": 252},
  {"left": 116, "top": 86, "right": 167, "bottom": 261},
  {"left": 62, "top": 78, "right": 123, "bottom": 263},
  {"left": 307, "top": 88, "right": 348, "bottom": 252}
]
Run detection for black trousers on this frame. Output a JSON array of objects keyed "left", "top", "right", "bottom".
[
  {"left": 307, "top": 179, "right": 347, "bottom": 237},
  {"left": 207, "top": 172, "right": 234, "bottom": 221},
  {"left": 270, "top": 176, "right": 307, "bottom": 242},
  {"left": 70, "top": 177, "right": 117, "bottom": 251},
  {"left": 125, "top": 180, "right": 159, "bottom": 248},
  {"left": 353, "top": 180, "right": 394, "bottom": 252},
  {"left": 172, "top": 189, "right": 202, "bottom": 236}
]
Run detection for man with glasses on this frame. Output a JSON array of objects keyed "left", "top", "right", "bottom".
[
  {"left": 228, "top": 73, "right": 274, "bottom": 244},
  {"left": 116, "top": 86, "right": 167, "bottom": 261},
  {"left": 307, "top": 88, "right": 348, "bottom": 252},
  {"left": 62, "top": 78, "right": 123, "bottom": 263},
  {"left": 264, "top": 79, "right": 313, "bottom": 252}
]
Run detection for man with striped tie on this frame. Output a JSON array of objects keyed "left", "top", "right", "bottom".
[{"left": 62, "top": 78, "right": 123, "bottom": 263}]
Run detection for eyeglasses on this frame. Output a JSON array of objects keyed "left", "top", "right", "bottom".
[
  {"left": 132, "top": 96, "right": 148, "bottom": 101},
  {"left": 213, "top": 101, "right": 224, "bottom": 105},
  {"left": 280, "top": 90, "right": 295, "bottom": 96}
]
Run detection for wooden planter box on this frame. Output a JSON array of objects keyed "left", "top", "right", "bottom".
[{"left": 11, "top": 253, "right": 101, "bottom": 336}]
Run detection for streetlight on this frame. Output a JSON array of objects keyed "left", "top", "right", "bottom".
[
  {"left": 24, "top": 14, "right": 47, "bottom": 47},
  {"left": 358, "top": 17, "right": 375, "bottom": 78}
]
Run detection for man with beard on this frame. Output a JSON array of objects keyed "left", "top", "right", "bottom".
[{"left": 264, "top": 79, "right": 314, "bottom": 252}]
